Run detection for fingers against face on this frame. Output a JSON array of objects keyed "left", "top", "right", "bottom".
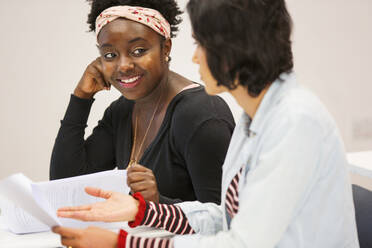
[
  {"left": 97, "top": 57, "right": 112, "bottom": 87},
  {"left": 86, "top": 57, "right": 109, "bottom": 91},
  {"left": 92, "top": 59, "right": 111, "bottom": 90}
]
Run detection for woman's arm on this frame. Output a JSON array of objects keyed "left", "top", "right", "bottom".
[
  {"left": 184, "top": 119, "right": 232, "bottom": 204},
  {"left": 49, "top": 95, "right": 116, "bottom": 179},
  {"left": 50, "top": 58, "right": 116, "bottom": 179},
  {"left": 128, "top": 193, "right": 195, "bottom": 235},
  {"left": 57, "top": 189, "right": 196, "bottom": 235},
  {"left": 52, "top": 226, "right": 174, "bottom": 248},
  {"left": 55, "top": 188, "right": 223, "bottom": 248}
]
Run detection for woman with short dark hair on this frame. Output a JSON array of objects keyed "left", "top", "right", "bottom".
[{"left": 53, "top": 0, "right": 359, "bottom": 247}]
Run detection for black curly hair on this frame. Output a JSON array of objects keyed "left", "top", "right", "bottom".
[
  {"left": 187, "top": 0, "right": 293, "bottom": 97},
  {"left": 87, "top": 0, "right": 183, "bottom": 38}
]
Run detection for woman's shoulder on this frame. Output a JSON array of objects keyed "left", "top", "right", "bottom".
[
  {"left": 262, "top": 82, "right": 337, "bottom": 142},
  {"left": 170, "top": 86, "right": 235, "bottom": 128},
  {"left": 106, "top": 95, "right": 133, "bottom": 111},
  {"left": 169, "top": 86, "right": 235, "bottom": 150},
  {"left": 280, "top": 84, "right": 335, "bottom": 129},
  {"left": 102, "top": 95, "right": 133, "bottom": 122}
]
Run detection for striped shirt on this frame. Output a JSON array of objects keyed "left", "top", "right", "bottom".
[
  {"left": 141, "top": 202, "right": 195, "bottom": 235},
  {"left": 225, "top": 168, "right": 243, "bottom": 219},
  {"left": 120, "top": 168, "right": 244, "bottom": 248}
]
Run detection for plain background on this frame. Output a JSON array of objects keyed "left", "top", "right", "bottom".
[{"left": 0, "top": 0, "right": 371, "bottom": 181}]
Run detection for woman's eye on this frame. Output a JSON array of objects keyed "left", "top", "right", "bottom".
[
  {"left": 103, "top": 53, "right": 116, "bottom": 59},
  {"left": 132, "top": 48, "right": 147, "bottom": 57}
]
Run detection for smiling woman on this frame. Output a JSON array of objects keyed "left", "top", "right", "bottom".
[{"left": 49, "top": 0, "right": 235, "bottom": 205}]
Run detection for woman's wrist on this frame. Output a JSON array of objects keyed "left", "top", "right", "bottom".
[
  {"left": 128, "top": 192, "right": 146, "bottom": 227},
  {"left": 73, "top": 87, "right": 95, "bottom": 99},
  {"left": 117, "top": 229, "right": 128, "bottom": 248}
]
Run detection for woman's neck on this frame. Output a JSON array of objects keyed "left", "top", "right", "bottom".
[
  {"left": 134, "top": 72, "right": 170, "bottom": 111},
  {"left": 230, "top": 85, "right": 270, "bottom": 119}
]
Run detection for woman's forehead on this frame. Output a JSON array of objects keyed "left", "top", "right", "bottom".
[{"left": 97, "top": 18, "right": 161, "bottom": 45}]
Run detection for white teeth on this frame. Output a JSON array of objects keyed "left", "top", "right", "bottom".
[{"left": 120, "top": 76, "right": 140, "bottom": 84}]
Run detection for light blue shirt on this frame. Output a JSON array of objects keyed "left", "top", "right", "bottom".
[{"left": 174, "top": 73, "right": 359, "bottom": 248}]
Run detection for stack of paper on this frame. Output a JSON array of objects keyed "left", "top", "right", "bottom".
[{"left": 0, "top": 170, "right": 129, "bottom": 234}]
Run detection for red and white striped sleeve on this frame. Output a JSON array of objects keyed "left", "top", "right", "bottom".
[
  {"left": 129, "top": 193, "right": 195, "bottom": 235},
  {"left": 118, "top": 229, "right": 174, "bottom": 248}
]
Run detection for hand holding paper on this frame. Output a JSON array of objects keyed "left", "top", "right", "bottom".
[
  {"left": 57, "top": 187, "right": 139, "bottom": 222},
  {"left": 52, "top": 226, "right": 118, "bottom": 248},
  {"left": 0, "top": 170, "right": 130, "bottom": 234}
]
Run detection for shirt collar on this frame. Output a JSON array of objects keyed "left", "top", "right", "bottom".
[{"left": 244, "top": 72, "right": 296, "bottom": 137}]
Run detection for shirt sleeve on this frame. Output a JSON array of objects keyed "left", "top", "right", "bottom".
[
  {"left": 177, "top": 201, "right": 223, "bottom": 235},
  {"left": 50, "top": 94, "right": 116, "bottom": 179},
  {"left": 129, "top": 193, "right": 224, "bottom": 237},
  {"left": 184, "top": 119, "right": 232, "bottom": 204},
  {"left": 118, "top": 229, "right": 175, "bottom": 248},
  {"left": 129, "top": 192, "right": 195, "bottom": 235},
  {"left": 173, "top": 114, "right": 326, "bottom": 248}
]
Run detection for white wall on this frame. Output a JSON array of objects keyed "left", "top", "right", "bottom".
[
  {"left": 287, "top": 0, "right": 372, "bottom": 152},
  {"left": 0, "top": 0, "right": 371, "bottom": 181}
]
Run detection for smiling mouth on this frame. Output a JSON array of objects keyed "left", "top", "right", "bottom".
[{"left": 117, "top": 75, "right": 142, "bottom": 89}]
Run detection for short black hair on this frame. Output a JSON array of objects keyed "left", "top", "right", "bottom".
[
  {"left": 87, "top": 0, "right": 183, "bottom": 38},
  {"left": 187, "top": 0, "right": 293, "bottom": 97}
]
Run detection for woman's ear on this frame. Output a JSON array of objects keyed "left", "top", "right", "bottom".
[{"left": 163, "top": 38, "right": 172, "bottom": 60}]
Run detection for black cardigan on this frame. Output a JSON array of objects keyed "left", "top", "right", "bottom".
[{"left": 50, "top": 86, "right": 235, "bottom": 204}]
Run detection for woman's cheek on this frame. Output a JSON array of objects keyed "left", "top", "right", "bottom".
[{"left": 102, "top": 62, "right": 113, "bottom": 83}]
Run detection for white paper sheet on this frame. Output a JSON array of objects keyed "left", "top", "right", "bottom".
[
  {"left": 0, "top": 170, "right": 129, "bottom": 234},
  {"left": 0, "top": 174, "right": 60, "bottom": 233}
]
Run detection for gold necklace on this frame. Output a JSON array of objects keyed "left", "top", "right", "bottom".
[{"left": 128, "top": 91, "right": 164, "bottom": 168}]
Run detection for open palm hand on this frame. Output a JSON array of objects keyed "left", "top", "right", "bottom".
[{"left": 57, "top": 187, "right": 139, "bottom": 222}]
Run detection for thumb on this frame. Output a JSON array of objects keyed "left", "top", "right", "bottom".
[{"left": 130, "top": 163, "right": 149, "bottom": 172}]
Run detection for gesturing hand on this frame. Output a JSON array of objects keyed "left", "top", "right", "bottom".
[
  {"left": 127, "top": 164, "right": 160, "bottom": 203},
  {"left": 57, "top": 187, "right": 139, "bottom": 222}
]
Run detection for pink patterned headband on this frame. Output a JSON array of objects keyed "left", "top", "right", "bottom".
[{"left": 95, "top": 6, "right": 171, "bottom": 40}]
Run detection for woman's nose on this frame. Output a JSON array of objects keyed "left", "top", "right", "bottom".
[{"left": 118, "top": 56, "right": 134, "bottom": 71}]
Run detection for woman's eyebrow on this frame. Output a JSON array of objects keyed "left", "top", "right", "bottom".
[
  {"left": 98, "top": 44, "right": 113, "bottom": 49},
  {"left": 97, "top": 37, "right": 147, "bottom": 49},
  {"left": 128, "top": 37, "right": 146, "bottom": 44}
]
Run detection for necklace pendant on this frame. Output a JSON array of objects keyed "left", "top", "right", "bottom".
[{"left": 128, "top": 159, "right": 136, "bottom": 168}]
